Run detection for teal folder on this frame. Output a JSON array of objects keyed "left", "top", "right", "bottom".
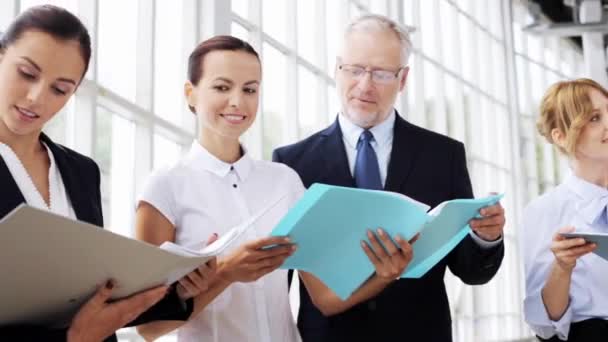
[{"left": 270, "top": 183, "right": 503, "bottom": 299}]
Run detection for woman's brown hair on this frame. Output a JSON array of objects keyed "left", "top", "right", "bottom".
[{"left": 0, "top": 5, "right": 91, "bottom": 81}]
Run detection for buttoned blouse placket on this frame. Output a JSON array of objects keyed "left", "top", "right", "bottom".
[{"left": 228, "top": 166, "right": 272, "bottom": 341}]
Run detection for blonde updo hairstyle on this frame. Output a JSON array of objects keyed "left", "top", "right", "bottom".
[{"left": 537, "top": 78, "right": 608, "bottom": 156}]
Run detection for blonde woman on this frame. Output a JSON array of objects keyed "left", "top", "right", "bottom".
[{"left": 522, "top": 78, "right": 608, "bottom": 341}]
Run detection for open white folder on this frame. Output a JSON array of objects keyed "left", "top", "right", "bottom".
[{"left": 0, "top": 194, "right": 284, "bottom": 328}]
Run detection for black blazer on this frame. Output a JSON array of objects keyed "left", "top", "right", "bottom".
[
  {"left": 0, "top": 134, "right": 193, "bottom": 342},
  {"left": 273, "top": 114, "right": 505, "bottom": 342}
]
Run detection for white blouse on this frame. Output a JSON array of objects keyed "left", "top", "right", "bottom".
[
  {"left": 0, "top": 142, "right": 76, "bottom": 219},
  {"left": 138, "top": 141, "right": 304, "bottom": 342},
  {"left": 520, "top": 174, "right": 608, "bottom": 340}
]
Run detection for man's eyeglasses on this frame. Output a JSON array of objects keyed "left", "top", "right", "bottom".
[{"left": 338, "top": 64, "right": 404, "bottom": 84}]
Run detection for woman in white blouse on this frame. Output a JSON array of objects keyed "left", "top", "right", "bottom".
[
  {"left": 521, "top": 78, "right": 608, "bottom": 341},
  {"left": 135, "top": 35, "right": 417, "bottom": 342},
  {"left": 0, "top": 5, "right": 212, "bottom": 342}
]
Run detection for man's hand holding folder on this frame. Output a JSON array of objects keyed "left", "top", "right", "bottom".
[{"left": 362, "top": 229, "right": 419, "bottom": 282}]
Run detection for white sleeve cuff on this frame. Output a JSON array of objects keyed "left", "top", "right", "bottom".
[
  {"left": 469, "top": 231, "right": 503, "bottom": 249},
  {"left": 550, "top": 305, "right": 574, "bottom": 341},
  {"left": 525, "top": 294, "right": 573, "bottom": 340}
]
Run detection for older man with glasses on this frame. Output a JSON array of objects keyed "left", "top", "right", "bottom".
[{"left": 273, "top": 14, "right": 506, "bottom": 342}]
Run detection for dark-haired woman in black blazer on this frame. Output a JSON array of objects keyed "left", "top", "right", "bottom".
[{"left": 0, "top": 5, "right": 214, "bottom": 342}]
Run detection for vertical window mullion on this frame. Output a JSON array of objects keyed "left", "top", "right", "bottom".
[
  {"left": 132, "top": 0, "right": 154, "bottom": 208},
  {"left": 315, "top": 0, "right": 329, "bottom": 128},
  {"left": 245, "top": 0, "right": 264, "bottom": 159},
  {"left": 286, "top": 0, "right": 298, "bottom": 143}
]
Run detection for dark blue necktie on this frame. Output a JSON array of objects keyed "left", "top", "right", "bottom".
[{"left": 354, "top": 130, "right": 382, "bottom": 190}]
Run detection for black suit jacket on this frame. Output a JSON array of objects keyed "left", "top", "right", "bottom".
[
  {"left": 273, "top": 114, "right": 505, "bottom": 342},
  {"left": 0, "top": 134, "right": 193, "bottom": 342}
]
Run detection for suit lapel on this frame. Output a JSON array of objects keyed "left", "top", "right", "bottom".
[
  {"left": 0, "top": 156, "right": 26, "bottom": 219},
  {"left": 320, "top": 118, "right": 356, "bottom": 187},
  {"left": 384, "top": 113, "right": 419, "bottom": 192},
  {"left": 40, "top": 133, "right": 91, "bottom": 223}
]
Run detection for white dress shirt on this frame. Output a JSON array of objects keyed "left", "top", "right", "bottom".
[
  {"left": 521, "top": 174, "right": 608, "bottom": 340},
  {"left": 338, "top": 110, "right": 501, "bottom": 248},
  {"left": 138, "top": 141, "right": 304, "bottom": 342},
  {"left": 0, "top": 142, "right": 76, "bottom": 219}
]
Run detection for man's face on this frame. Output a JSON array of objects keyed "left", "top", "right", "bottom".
[{"left": 336, "top": 29, "right": 408, "bottom": 129}]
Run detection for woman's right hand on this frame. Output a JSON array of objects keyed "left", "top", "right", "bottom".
[
  {"left": 67, "top": 281, "right": 167, "bottom": 342},
  {"left": 218, "top": 236, "right": 296, "bottom": 283},
  {"left": 551, "top": 226, "right": 596, "bottom": 273}
]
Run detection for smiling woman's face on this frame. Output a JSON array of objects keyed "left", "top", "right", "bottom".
[
  {"left": 185, "top": 49, "right": 262, "bottom": 141},
  {"left": 0, "top": 30, "right": 85, "bottom": 138}
]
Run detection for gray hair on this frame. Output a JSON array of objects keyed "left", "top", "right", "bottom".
[{"left": 344, "top": 14, "right": 413, "bottom": 65}]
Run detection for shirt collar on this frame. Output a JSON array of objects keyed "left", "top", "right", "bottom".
[
  {"left": 564, "top": 174, "right": 608, "bottom": 225},
  {"left": 185, "top": 141, "right": 253, "bottom": 181},
  {"left": 338, "top": 109, "right": 396, "bottom": 149}
]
